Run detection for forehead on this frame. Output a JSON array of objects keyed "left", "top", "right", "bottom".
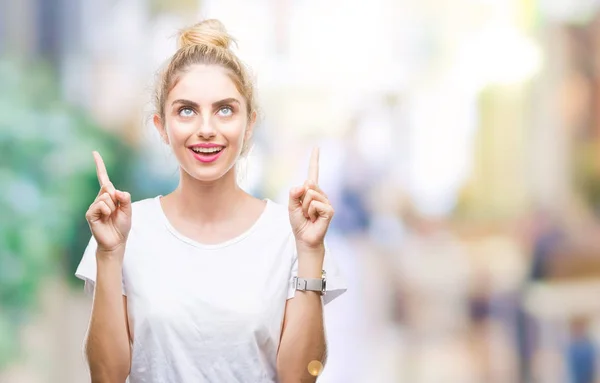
[{"left": 168, "top": 64, "right": 242, "bottom": 104}]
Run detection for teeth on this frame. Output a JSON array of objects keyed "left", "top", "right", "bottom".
[{"left": 192, "top": 147, "right": 222, "bottom": 153}]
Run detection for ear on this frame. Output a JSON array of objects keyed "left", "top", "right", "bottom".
[
  {"left": 242, "top": 111, "right": 257, "bottom": 155},
  {"left": 154, "top": 114, "right": 169, "bottom": 145}
]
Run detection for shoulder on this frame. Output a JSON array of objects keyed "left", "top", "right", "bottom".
[
  {"left": 131, "top": 196, "right": 159, "bottom": 210},
  {"left": 265, "top": 199, "right": 290, "bottom": 222},
  {"left": 262, "top": 199, "right": 293, "bottom": 235},
  {"left": 131, "top": 196, "right": 159, "bottom": 216},
  {"left": 129, "top": 196, "right": 162, "bottom": 230}
]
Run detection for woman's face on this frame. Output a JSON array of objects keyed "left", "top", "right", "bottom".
[{"left": 156, "top": 64, "right": 253, "bottom": 183}]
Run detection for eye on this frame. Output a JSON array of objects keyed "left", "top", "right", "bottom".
[
  {"left": 178, "top": 107, "right": 195, "bottom": 118},
  {"left": 217, "top": 106, "right": 233, "bottom": 117}
]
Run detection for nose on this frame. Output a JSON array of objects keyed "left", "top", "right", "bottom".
[{"left": 196, "top": 117, "right": 217, "bottom": 139}]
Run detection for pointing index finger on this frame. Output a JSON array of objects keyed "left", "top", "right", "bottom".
[
  {"left": 308, "top": 147, "right": 320, "bottom": 184},
  {"left": 93, "top": 151, "right": 111, "bottom": 187}
]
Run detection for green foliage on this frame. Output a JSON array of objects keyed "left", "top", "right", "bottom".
[{"left": 0, "top": 58, "right": 136, "bottom": 369}]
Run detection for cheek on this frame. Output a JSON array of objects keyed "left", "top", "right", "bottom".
[
  {"left": 222, "top": 121, "right": 248, "bottom": 144},
  {"left": 166, "top": 120, "right": 192, "bottom": 143}
]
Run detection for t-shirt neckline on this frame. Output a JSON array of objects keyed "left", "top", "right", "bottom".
[{"left": 154, "top": 195, "right": 271, "bottom": 249}]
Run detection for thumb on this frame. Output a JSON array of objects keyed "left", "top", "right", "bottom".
[
  {"left": 116, "top": 190, "right": 132, "bottom": 216},
  {"left": 288, "top": 186, "right": 304, "bottom": 211}
]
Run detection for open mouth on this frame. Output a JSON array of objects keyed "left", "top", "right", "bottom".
[
  {"left": 189, "top": 146, "right": 225, "bottom": 163},
  {"left": 190, "top": 146, "right": 224, "bottom": 155}
]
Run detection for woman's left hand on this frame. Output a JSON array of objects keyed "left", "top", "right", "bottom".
[{"left": 288, "top": 147, "right": 335, "bottom": 253}]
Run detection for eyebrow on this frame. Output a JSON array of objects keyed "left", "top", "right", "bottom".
[{"left": 171, "top": 98, "right": 241, "bottom": 108}]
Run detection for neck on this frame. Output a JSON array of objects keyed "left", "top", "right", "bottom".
[{"left": 172, "top": 166, "right": 247, "bottom": 223}]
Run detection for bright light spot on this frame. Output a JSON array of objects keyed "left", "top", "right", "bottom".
[
  {"left": 457, "top": 25, "right": 543, "bottom": 88},
  {"left": 307, "top": 360, "right": 324, "bottom": 376}
]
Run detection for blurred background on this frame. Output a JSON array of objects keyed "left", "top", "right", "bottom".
[{"left": 3, "top": 0, "right": 600, "bottom": 382}]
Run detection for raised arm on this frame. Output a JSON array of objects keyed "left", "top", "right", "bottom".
[
  {"left": 278, "top": 148, "right": 333, "bottom": 382},
  {"left": 84, "top": 151, "right": 133, "bottom": 382}
]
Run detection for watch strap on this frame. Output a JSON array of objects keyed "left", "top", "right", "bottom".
[{"left": 293, "top": 271, "right": 327, "bottom": 295}]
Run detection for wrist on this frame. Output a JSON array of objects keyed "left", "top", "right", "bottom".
[
  {"left": 96, "top": 246, "right": 125, "bottom": 265},
  {"left": 297, "top": 256, "right": 324, "bottom": 278},
  {"left": 296, "top": 243, "right": 324, "bottom": 278},
  {"left": 296, "top": 242, "right": 325, "bottom": 256}
]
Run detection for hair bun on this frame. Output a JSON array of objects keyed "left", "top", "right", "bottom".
[{"left": 177, "top": 19, "right": 234, "bottom": 50}]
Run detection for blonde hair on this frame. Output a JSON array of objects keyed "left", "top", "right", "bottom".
[{"left": 154, "top": 19, "right": 257, "bottom": 124}]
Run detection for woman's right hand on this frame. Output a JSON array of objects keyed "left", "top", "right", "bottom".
[{"left": 85, "top": 151, "right": 132, "bottom": 254}]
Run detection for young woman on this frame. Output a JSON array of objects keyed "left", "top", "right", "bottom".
[{"left": 75, "top": 19, "right": 346, "bottom": 383}]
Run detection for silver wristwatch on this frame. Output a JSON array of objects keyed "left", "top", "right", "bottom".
[{"left": 293, "top": 270, "right": 327, "bottom": 296}]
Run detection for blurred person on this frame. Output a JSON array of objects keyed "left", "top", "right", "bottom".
[
  {"left": 394, "top": 206, "right": 476, "bottom": 382},
  {"left": 335, "top": 121, "right": 373, "bottom": 236},
  {"left": 75, "top": 20, "right": 346, "bottom": 383},
  {"left": 567, "top": 317, "right": 597, "bottom": 383},
  {"left": 516, "top": 210, "right": 566, "bottom": 382}
]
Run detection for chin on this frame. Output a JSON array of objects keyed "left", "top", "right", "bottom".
[{"left": 184, "top": 164, "right": 236, "bottom": 183}]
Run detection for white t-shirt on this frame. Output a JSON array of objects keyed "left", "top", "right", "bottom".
[{"left": 75, "top": 196, "right": 347, "bottom": 383}]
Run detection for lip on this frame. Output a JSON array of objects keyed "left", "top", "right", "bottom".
[
  {"left": 189, "top": 147, "right": 225, "bottom": 163},
  {"left": 189, "top": 143, "right": 224, "bottom": 149}
]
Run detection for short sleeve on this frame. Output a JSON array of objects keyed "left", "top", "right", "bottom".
[
  {"left": 286, "top": 240, "right": 347, "bottom": 305},
  {"left": 75, "top": 236, "right": 126, "bottom": 296}
]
